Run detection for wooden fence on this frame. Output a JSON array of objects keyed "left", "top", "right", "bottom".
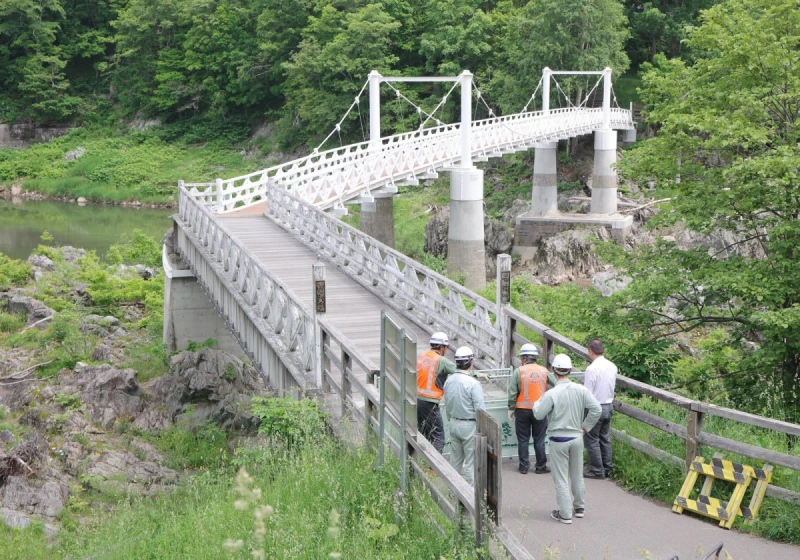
[
  {"left": 504, "top": 306, "right": 800, "bottom": 505},
  {"left": 315, "top": 317, "right": 533, "bottom": 560}
]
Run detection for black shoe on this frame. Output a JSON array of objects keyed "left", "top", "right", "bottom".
[
  {"left": 550, "top": 510, "right": 572, "bottom": 524},
  {"left": 518, "top": 467, "right": 528, "bottom": 475},
  {"left": 534, "top": 467, "right": 551, "bottom": 474},
  {"left": 583, "top": 471, "right": 605, "bottom": 479},
  {"left": 574, "top": 508, "right": 585, "bottom": 518}
]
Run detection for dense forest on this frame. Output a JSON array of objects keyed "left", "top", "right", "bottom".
[{"left": 0, "top": 1, "right": 711, "bottom": 145}]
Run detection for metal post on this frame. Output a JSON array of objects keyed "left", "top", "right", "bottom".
[
  {"left": 215, "top": 178, "right": 223, "bottom": 208},
  {"left": 312, "top": 262, "right": 326, "bottom": 388},
  {"left": 378, "top": 311, "right": 387, "bottom": 468},
  {"left": 542, "top": 67, "right": 551, "bottom": 115},
  {"left": 460, "top": 70, "right": 473, "bottom": 168},
  {"left": 399, "top": 327, "right": 408, "bottom": 497},
  {"left": 496, "top": 254, "right": 512, "bottom": 368},
  {"left": 369, "top": 70, "right": 382, "bottom": 149},
  {"left": 602, "top": 67, "right": 612, "bottom": 129}
]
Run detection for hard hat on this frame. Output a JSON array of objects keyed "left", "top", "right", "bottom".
[
  {"left": 430, "top": 332, "right": 449, "bottom": 347},
  {"left": 519, "top": 343, "right": 539, "bottom": 357},
  {"left": 454, "top": 346, "right": 474, "bottom": 364},
  {"left": 552, "top": 353, "right": 573, "bottom": 371}
]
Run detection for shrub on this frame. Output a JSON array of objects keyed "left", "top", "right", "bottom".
[
  {"left": 251, "top": 397, "right": 327, "bottom": 448},
  {"left": 106, "top": 230, "right": 163, "bottom": 269},
  {"left": 0, "top": 253, "right": 31, "bottom": 290}
]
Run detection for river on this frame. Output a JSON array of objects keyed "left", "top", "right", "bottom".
[{"left": 0, "top": 199, "right": 173, "bottom": 260}]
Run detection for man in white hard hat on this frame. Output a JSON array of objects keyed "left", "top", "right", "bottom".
[
  {"left": 533, "top": 353, "right": 601, "bottom": 524},
  {"left": 416, "top": 332, "right": 456, "bottom": 453},
  {"left": 507, "top": 343, "right": 557, "bottom": 474},
  {"left": 443, "top": 346, "right": 485, "bottom": 486}
]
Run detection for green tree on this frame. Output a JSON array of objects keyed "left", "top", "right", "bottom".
[
  {"left": 619, "top": 0, "right": 800, "bottom": 420},
  {"left": 624, "top": 1, "right": 718, "bottom": 70},
  {"left": 418, "top": 0, "right": 495, "bottom": 76},
  {"left": 492, "top": 0, "right": 630, "bottom": 114},
  {"left": 0, "top": 0, "right": 78, "bottom": 121},
  {"left": 282, "top": 2, "right": 401, "bottom": 145}
]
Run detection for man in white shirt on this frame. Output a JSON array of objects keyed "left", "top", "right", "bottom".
[{"left": 583, "top": 339, "right": 617, "bottom": 479}]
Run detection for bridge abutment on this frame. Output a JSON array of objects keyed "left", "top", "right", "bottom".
[
  {"left": 530, "top": 142, "right": 558, "bottom": 215},
  {"left": 162, "top": 245, "right": 244, "bottom": 357},
  {"left": 360, "top": 196, "right": 395, "bottom": 248},
  {"left": 448, "top": 167, "right": 486, "bottom": 290}
]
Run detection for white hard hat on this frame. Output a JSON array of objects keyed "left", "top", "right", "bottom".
[
  {"left": 552, "top": 353, "right": 573, "bottom": 372},
  {"left": 519, "top": 343, "right": 539, "bottom": 357},
  {"left": 430, "top": 332, "right": 449, "bottom": 347},
  {"left": 454, "top": 346, "right": 474, "bottom": 364}
]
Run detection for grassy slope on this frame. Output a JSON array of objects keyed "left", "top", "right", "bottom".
[
  {"left": 0, "top": 432, "right": 477, "bottom": 560},
  {"left": 0, "top": 127, "right": 266, "bottom": 204}
]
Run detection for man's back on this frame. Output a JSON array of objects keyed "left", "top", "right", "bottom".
[
  {"left": 534, "top": 381, "right": 600, "bottom": 438},
  {"left": 444, "top": 372, "right": 485, "bottom": 420},
  {"left": 585, "top": 355, "right": 617, "bottom": 404}
]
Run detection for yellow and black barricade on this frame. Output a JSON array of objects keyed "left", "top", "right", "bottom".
[{"left": 672, "top": 454, "right": 773, "bottom": 529}]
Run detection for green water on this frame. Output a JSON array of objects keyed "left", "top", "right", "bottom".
[{"left": 0, "top": 199, "right": 173, "bottom": 260}]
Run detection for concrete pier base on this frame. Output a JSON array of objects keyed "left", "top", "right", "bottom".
[
  {"left": 360, "top": 196, "right": 395, "bottom": 247},
  {"left": 514, "top": 212, "right": 634, "bottom": 259},
  {"left": 162, "top": 247, "right": 244, "bottom": 357},
  {"left": 448, "top": 168, "right": 486, "bottom": 290},
  {"left": 531, "top": 142, "right": 558, "bottom": 215},
  {"left": 622, "top": 127, "right": 637, "bottom": 146},
  {"left": 591, "top": 129, "right": 619, "bottom": 214}
]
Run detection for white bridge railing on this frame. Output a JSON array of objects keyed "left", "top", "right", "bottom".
[
  {"left": 266, "top": 188, "right": 504, "bottom": 362},
  {"left": 184, "top": 106, "right": 633, "bottom": 214}
]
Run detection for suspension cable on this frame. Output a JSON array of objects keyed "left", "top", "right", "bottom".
[
  {"left": 521, "top": 76, "right": 543, "bottom": 113},
  {"left": 383, "top": 81, "right": 440, "bottom": 129},
  {"left": 313, "top": 77, "right": 370, "bottom": 154},
  {"left": 418, "top": 79, "right": 461, "bottom": 129},
  {"left": 551, "top": 76, "right": 574, "bottom": 107},
  {"left": 577, "top": 74, "right": 604, "bottom": 109}
]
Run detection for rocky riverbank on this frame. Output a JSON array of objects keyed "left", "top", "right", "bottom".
[
  {"left": 0, "top": 183, "right": 176, "bottom": 209},
  {"left": 0, "top": 244, "right": 267, "bottom": 536}
]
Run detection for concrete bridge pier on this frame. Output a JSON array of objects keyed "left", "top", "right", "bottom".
[
  {"left": 530, "top": 141, "right": 559, "bottom": 215},
  {"left": 360, "top": 196, "right": 395, "bottom": 248},
  {"left": 622, "top": 127, "right": 637, "bottom": 146},
  {"left": 448, "top": 167, "right": 486, "bottom": 290},
  {"left": 590, "top": 129, "right": 619, "bottom": 214}
]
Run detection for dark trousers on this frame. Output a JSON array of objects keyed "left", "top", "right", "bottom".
[
  {"left": 417, "top": 399, "right": 445, "bottom": 453},
  {"left": 584, "top": 403, "right": 614, "bottom": 475},
  {"left": 515, "top": 408, "right": 548, "bottom": 471}
]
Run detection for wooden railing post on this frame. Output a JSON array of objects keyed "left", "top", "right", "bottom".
[
  {"left": 686, "top": 403, "right": 704, "bottom": 469},
  {"left": 341, "top": 350, "right": 353, "bottom": 419},
  {"left": 474, "top": 433, "right": 488, "bottom": 548},
  {"left": 542, "top": 332, "right": 554, "bottom": 371},
  {"left": 312, "top": 262, "right": 326, "bottom": 389},
  {"left": 496, "top": 254, "right": 512, "bottom": 368}
]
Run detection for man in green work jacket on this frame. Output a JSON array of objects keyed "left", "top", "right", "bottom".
[{"left": 534, "top": 354, "right": 601, "bottom": 524}]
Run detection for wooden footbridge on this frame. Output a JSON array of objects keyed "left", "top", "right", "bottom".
[
  {"left": 167, "top": 70, "right": 799, "bottom": 558},
  {"left": 170, "top": 187, "right": 800, "bottom": 559}
]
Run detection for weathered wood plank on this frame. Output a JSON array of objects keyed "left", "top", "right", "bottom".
[
  {"left": 693, "top": 403, "right": 800, "bottom": 437},
  {"left": 697, "top": 432, "right": 800, "bottom": 471},
  {"left": 611, "top": 428, "right": 685, "bottom": 467},
  {"left": 613, "top": 400, "right": 688, "bottom": 439}
]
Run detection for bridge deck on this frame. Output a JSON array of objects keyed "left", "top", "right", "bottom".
[
  {"left": 218, "top": 211, "right": 432, "bottom": 367},
  {"left": 219, "top": 209, "right": 798, "bottom": 560}
]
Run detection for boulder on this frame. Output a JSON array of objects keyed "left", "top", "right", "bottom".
[
  {"left": 60, "top": 246, "right": 86, "bottom": 263},
  {"left": 27, "top": 254, "right": 55, "bottom": 271},
  {"left": 86, "top": 450, "right": 178, "bottom": 485},
  {"left": 64, "top": 147, "right": 86, "bottom": 162},
  {"left": 0, "top": 292, "right": 55, "bottom": 329},
  {"left": 91, "top": 343, "right": 112, "bottom": 362},
  {"left": 423, "top": 205, "right": 449, "bottom": 258},
  {"left": 147, "top": 348, "right": 265, "bottom": 432},
  {"left": 10, "top": 184, "right": 22, "bottom": 197},
  {"left": 74, "top": 365, "right": 145, "bottom": 428},
  {"left": 530, "top": 228, "right": 610, "bottom": 285},
  {"left": 0, "top": 431, "right": 14, "bottom": 445},
  {"left": 1, "top": 476, "right": 70, "bottom": 529},
  {"left": 591, "top": 270, "right": 633, "bottom": 297}
]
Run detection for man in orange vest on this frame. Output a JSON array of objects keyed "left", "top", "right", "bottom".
[
  {"left": 416, "top": 332, "right": 456, "bottom": 453},
  {"left": 507, "top": 343, "right": 556, "bottom": 474}
]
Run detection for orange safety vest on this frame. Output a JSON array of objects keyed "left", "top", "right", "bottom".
[
  {"left": 515, "top": 364, "right": 548, "bottom": 409},
  {"left": 416, "top": 350, "right": 443, "bottom": 400}
]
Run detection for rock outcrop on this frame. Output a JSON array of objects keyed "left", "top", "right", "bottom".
[
  {"left": 529, "top": 228, "right": 610, "bottom": 285},
  {"left": 0, "top": 292, "right": 55, "bottom": 329}
]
